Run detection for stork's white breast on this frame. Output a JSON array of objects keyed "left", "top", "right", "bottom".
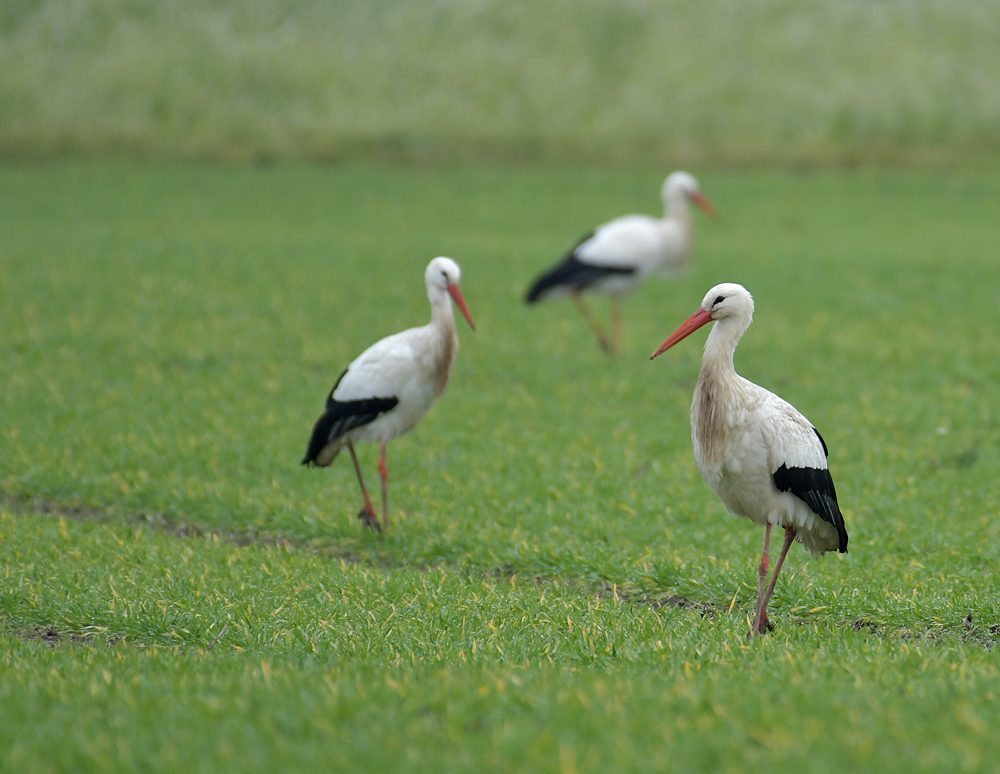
[{"left": 333, "top": 325, "right": 452, "bottom": 443}]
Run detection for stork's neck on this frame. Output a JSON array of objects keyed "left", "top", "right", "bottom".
[
  {"left": 663, "top": 191, "right": 692, "bottom": 230},
  {"left": 699, "top": 316, "right": 748, "bottom": 386},
  {"left": 427, "top": 287, "right": 460, "bottom": 394},
  {"left": 428, "top": 287, "right": 458, "bottom": 338}
]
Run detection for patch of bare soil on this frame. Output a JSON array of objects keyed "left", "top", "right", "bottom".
[{"left": 18, "top": 626, "right": 125, "bottom": 647}]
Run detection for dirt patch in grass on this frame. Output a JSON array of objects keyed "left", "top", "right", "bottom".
[
  {"left": 18, "top": 626, "right": 129, "bottom": 648},
  {"left": 9, "top": 492, "right": 993, "bottom": 646},
  {"left": 847, "top": 613, "right": 1000, "bottom": 650},
  {"left": 852, "top": 618, "right": 881, "bottom": 635},
  {"left": 647, "top": 594, "right": 718, "bottom": 618},
  {"left": 3, "top": 491, "right": 443, "bottom": 571},
  {"left": 1, "top": 490, "right": 299, "bottom": 550},
  {"left": 962, "top": 614, "right": 1000, "bottom": 650},
  {"left": 606, "top": 582, "right": 721, "bottom": 619},
  {"left": 16, "top": 624, "right": 236, "bottom": 652}
]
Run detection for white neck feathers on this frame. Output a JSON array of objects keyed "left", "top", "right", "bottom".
[
  {"left": 663, "top": 190, "right": 692, "bottom": 225},
  {"left": 426, "top": 286, "right": 459, "bottom": 394},
  {"left": 703, "top": 317, "right": 744, "bottom": 371},
  {"left": 428, "top": 285, "right": 456, "bottom": 334}
]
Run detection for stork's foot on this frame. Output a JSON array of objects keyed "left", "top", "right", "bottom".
[
  {"left": 356, "top": 506, "right": 382, "bottom": 534},
  {"left": 746, "top": 611, "right": 775, "bottom": 639}
]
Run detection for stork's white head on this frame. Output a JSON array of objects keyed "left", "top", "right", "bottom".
[
  {"left": 700, "top": 282, "right": 754, "bottom": 324},
  {"left": 425, "top": 256, "right": 475, "bottom": 330},
  {"left": 650, "top": 283, "right": 753, "bottom": 359},
  {"left": 661, "top": 171, "right": 717, "bottom": 217},
  {"left": 426, "top": 256, "right": 461, "bottom": 290}
]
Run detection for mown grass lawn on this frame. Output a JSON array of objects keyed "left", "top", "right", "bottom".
[{"left": 1, "top": 162, "right": 999, "bottom": 772}]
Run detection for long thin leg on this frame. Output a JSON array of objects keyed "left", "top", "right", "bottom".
[
  {"left": 378, "top": 443, "right": 389, "bottom": 531},
  {"left": 610, "top": 296, "right": 623, "bottom": 356},
  {"left": 750, "top": 526, "right": 795, "bottom": 638},
  {"left": 347, "top": 441, "right": 381, "bottom": 533},
  {"left": 755, "top": 522, "right": 772, "bottom": 626},
  {"left": 571, "top": 292, "right": 613, "bottom": 355}
]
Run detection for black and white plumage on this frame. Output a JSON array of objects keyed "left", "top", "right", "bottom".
[
  {"left": 525, "top": 171, "right": 716, "bottom": 355},
  {"left": 650, "top": 282, "right": 848, "bottom": 636},
  {"left": 302, "top": 256, "right": 475, "bottom": 533}
]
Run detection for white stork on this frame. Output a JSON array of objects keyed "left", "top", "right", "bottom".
[
  {"left": 302, "top": 257, "right": 475, "bottom": 533},
  {"left": 650, "top": 283, "right": 848, "bottom": 637},
  {"left": 525, "top": 171, "right": 716, "bottom": 355}
]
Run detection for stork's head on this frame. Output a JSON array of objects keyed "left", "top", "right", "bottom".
[
  {"left": 700, "top": 283, "right": 754, "bottom": 323},
  {"left": 662, "top": 171, "right": 717, "bottom": 217},
  {"left": 426, "top": 256, "right": 475, "bottom": 330},
  {"left": 650, "top": 283, "right": 753, "bottom": 359}
]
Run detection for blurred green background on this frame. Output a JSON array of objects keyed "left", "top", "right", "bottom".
[{"left": 3, "top": 0, "right": 1000, "bottom": 166}]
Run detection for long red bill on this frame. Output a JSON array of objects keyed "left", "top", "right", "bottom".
[
  {"left": 447, "top": 284, "right": 476, "bottom": 331},
  {"left": 650, "top": 307, "right": 712, "bottom": 359},
  {"left": 689, "top": 191, "right": 718, "bottom": 218}
]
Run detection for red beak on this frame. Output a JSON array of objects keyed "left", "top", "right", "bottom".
[
  {"left": 650, "top": 307, "right": 713, "bottom": 359},
  {"left": 447, "top": 284, "right": 476, "bottom": 331},
  {"left": 689, "top": 191, "right": 718, "bottom": 218}
]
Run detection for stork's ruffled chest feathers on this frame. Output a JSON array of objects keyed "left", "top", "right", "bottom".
[
  {"left": 691, "top": 371, "right": 766, "bottom": 476},
  {"left": 690, "top": 372, "right": 788, "bottom": 526},
  {"left": 423, "top": 324, "right": 459, "bottom": 396}
]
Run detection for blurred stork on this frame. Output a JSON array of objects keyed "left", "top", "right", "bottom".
[
  {"left": 302, "top": 257, "right": 475, "bottom": 533},
  {"left": 650, "top": 283, "right": 848, "bottom": 636},
  {"left": 525, "top": 171, "right": 716, "bottom": 355}
]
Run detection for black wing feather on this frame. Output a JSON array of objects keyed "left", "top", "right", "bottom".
[
  {"left": 772, "top": 462, "right": 849, "bottom": 553},
  {"left": 324, "top": 368, "right": 349, "bottom": 409},
  {"left": 525, "top": 231, "right": 636, "bottom": 303},
  {"left": 301, "top": 369, "right": 399, "bottom": 466},
  {"left": 813, "top": 426, "right": 829, "bottom": 457}
]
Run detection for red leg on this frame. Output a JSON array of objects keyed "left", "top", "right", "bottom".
[
  {"left": 378, "top": 443, "right": 389, "bottom": 531},
  {"left": 754, "top": 522, "right": 772, "bottom": 628},
  {"left": 750, "top": 526, "right": 795, "bottom": 638},
  {"left": 347, "top": 441, "right": 381, "bottom": 533}
]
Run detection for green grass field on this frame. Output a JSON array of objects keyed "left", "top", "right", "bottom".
[
  {"left": 4, "top": 0, "right": 1000, "bottom": 165},
  {"left": 2, "top": 163, "right": 1000, "bottom": 772}
]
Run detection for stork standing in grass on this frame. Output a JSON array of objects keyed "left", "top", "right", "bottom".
[
  {"left": 302, "top": 257, "right": 475, "bottom": 533},
  {"left": 650, "top": 283, "right": 848, "bottom": 636},
  {"left": 525, "top": 171, "right": 716, "bottom": 355}
]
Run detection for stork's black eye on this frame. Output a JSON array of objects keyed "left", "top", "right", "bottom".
[
  {"left": 713, "top": 295, "right": 725, "bottom": 306},
  {"left": 441, "top": 271, "right": 449, "bottom": 281}
]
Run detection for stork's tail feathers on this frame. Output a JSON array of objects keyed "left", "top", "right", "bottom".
[
  {"left": 301, "top": 447, "right": 340, "bottom": 467},
  {"left": 526, "top": 254, "right": 637, "bottom": 303},
  {"left": 301, "top": 411, "right": 342, "bottom": 467},
  {"left": 525, "top": 232, "right": 600, "bottom": 303},
  {"left": 772, "top": 463, "right": 849, "bottom": 554},
  {"left": 525, "top": 266, "right": 568, "bottom": 303},
  {"left": 302, "top": 393, "right": 399, "bottom": 467}
]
